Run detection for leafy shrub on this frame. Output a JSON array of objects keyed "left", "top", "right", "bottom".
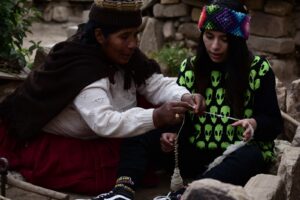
[
  {"left": 0, "top": 0, "right": 41, "bottom": 73},
  {"left": 151, "top": 43, "right": 193, "bottom": 77}
]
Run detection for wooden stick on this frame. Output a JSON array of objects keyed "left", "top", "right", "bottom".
[
  {"left": 281, "top": 111, "right": 300, "bottom": 127},
  {"left": 7, "top": 174, "right": 69, "bottom": 200},
  {"left": 0, "top": 195, "right": 10, "bottom": 200}
]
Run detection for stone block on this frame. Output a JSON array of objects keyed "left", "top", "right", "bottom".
[
  {"left": 278, "top": 146, "right": 300, "bottom": 200},
  {"left": 139, "top": 18, "right": 164, "bottom": 55},
  {"left": 244, "top": 174, "right": 286, "bottom": 200},
  {"left": 52, "top": 4, "right": 70, "bottom": 22},
  {"left": 153, "top": 3, "right": 189, "bottom": 18},
  {"left": 275, "top": 78, "right": 286, "bottom": 112},
  {"left": 182, "top": 0, "right": 205, "bottom": 8},
  {"left": 247, "top": 35, "right": 295, "bottom": 54},
  {"left": 245, "top": 0, "right": 265, "bottom": 10},
  {"left": 293, "top": 12, "right": 300, "bottom": 29},
  {"left": 178, "top": 23, "right": 200, "bottom": 42},
  {"left": 286, "top": 79, "right": 300, "bottom": 123},
  {"left": 268, "top": 58, "right": 298, "bottom": 82},
  {"left": 163, "top": 21, "right": 175, "bottom": 40},
  {"left": 161, "top": 0, "right": 180, "bottom": 5},
  {"left": 292, "top": 126, "right": 300, "bottom": 147},
  {"left": 191, "top": 8, "right": 201, "bottom": 22},
  {"left": 295, "top": 31, "right": 300, "bottom": 46},
  {"left": 250, "top": 11, "right": 292, "bottom": 38},
  {"left": 182, "top": 179, "right": 251, "bottom": 200},
  {"left": 264, "top": 0, "right": 293, "bottom": 16}
]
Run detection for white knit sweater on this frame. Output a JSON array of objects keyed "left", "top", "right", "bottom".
[{"left": 43, "top": 71, "right": 189, "bottom": 139}]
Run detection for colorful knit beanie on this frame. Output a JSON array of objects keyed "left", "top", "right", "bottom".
[
  {"left": 198, "top": 4, "right": 250, "bottom": 39},
  {"left": 89, "top": 0, "right": 143, "bottom": 28}
]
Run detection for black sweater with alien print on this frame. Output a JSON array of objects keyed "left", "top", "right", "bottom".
[{"left": 177, "top": 55, "right": 283, "bottom": 162}]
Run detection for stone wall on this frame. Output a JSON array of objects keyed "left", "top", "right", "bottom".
[
  {"left": 139, "top": 0, "right": 300, "bottom": 82},
  {"left": 38, "top": 0, "right": 300, "bottom": 84}
]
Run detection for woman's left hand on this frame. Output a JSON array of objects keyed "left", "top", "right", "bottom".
[
  {"left": 181, "top": 93, "right": 206, "bottom": 115},
  {"left": 231, "top": 118, "right": 257, "bottom": 142}
]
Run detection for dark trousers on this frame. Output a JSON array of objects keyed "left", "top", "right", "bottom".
[
  {"left": 118, "top": 128, "right": 269, "bottom": 188},
  {"left": 117, "top": 128, "right": 174, "bottom": 187}
]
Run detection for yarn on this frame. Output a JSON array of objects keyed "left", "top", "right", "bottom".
[{"left": 170, "top": 116, "right": 185, "bottom": 192}]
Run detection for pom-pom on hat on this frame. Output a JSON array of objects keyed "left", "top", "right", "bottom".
[{"left": 89, "top": 0, "right": 143, "bottom": 28}]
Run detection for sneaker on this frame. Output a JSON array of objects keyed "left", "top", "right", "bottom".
[
  {"left": 153, "top": 188, "right": 185, "bottom": 200},
  {"left": 91, "top": 191, "right": 132, "bottom": 200}
]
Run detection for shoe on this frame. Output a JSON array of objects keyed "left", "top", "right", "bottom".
[
  {"left": 153, "top": 188, "right": 185, "bottom": 200},
  {"left": 91, "top": 191, "right": 132, "bottom": 200}
]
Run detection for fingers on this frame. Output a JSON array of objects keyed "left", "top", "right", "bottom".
[
  {"left": 192, "top": 94, "right": 206, "bottom": 114},
  {"left": 232, "top": 119, "right": 255, "bottom": 142},
  {"left": 160, "top": 133, "right": 176, "bottom": 153},
  {"left": 181, "top": 93, "right": 206, "bottom": 115}
]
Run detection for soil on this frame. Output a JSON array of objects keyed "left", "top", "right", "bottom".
[{"left": 2, "top": 21, "right": 171, "bottom": 200}]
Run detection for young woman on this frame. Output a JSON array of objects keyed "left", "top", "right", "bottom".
[
  {"left": 161, "top": 0, "right": 283, "bottom": 198},
  {"left": 94, "top": 0, "right": 283, "bottom": 200},
  {"left": 0, "top": 0, "right": 205, "bottom": 195}
]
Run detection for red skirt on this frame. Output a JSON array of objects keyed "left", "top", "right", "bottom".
[{"left": 0, "top": 123, "right": 121, "bottom": 195}]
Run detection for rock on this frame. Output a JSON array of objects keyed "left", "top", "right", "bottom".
[
  {"left": 264, "top": 0, "right": 293, "bottom": 16},
  {"left": 292, "top": 126, "right": 300, "bottom": 147},
  {"left": 181, "top": 178, "right": 251, "bottom": 200},
  {"left": 250, "top": 11, "right": 292, "bottom": 38},
  {"left": 248, "top": 35, "right": 295, "bottom": 54},
  {"left": 278, "top": 146, "right": 300, "bottom": 200},
  {"left": 177, "top": 23, "right": 200, "bottom": 42},
  {"left": 153, "top": 3, "right": 189, "bottom": 18},
  {"left": 163, "top": 21, "right": 175, "bottom": 41},
  {"left": 191, "top": 7, "right": 201, "bottom": 22},
  {"left": 286, "top": 79, "right": 300, "bottom": 123},
  {"left": 244, "top": 174, "right": 286, "bottom": 200},
  {"left": 275, "top": 78, "right": 286, "bottom": 112},
  {"left": 245, "top": 0, "right": 265, "bottom": 10},
  {"left": 269, "top": 58, "right": 298, "bottom": 82},
  {"left": 52, "top": 5, "right": 70, "bottom": 22},
  {"left": 139, "top": 18, "right": 164, "bottom": 55}
]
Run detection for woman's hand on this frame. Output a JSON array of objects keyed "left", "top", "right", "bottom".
[
  {"left": 160, "top": 132, "right": 177, "bottom": 153},
  {"left": 231, "top": 118, "right": 257, "bottom": 142},
  {"left": 153, "top": 101, "right": 193, "bottom": 128},
  {"left": 181, "top": 93, "right": 206, "bottom": 115}
]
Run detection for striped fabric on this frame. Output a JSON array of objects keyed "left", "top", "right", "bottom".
[{"left": 94, "top": 0, "right": 143, "bottom": 11}]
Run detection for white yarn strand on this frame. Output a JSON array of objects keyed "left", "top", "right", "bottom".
[{"left": 170, "top": 116, "right": 185, "bottom": 192}]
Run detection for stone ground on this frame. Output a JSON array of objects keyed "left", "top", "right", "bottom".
[{"left": 2, "top": 21, "right": 171, "bottom": 200}]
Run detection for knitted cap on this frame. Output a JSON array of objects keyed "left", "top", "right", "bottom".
[
  {"left": 198, "top": 4, "right": 250, "bottom": 39},
  {"left": 89, "top": 0, "right": 143, "bottom": 27}
]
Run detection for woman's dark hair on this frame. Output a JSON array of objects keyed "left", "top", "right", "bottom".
[{"left": 194, "top": 0, "right": 252, "bottom": 118}]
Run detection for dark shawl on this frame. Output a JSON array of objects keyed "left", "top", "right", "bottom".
[{"left": 0, "top": 40, "right": 160, "bottom": 140}]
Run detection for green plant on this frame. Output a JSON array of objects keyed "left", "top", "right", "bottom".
[
  {"left": 0, "top": 0, "right": 41, "bottom": 73},
  {"left": 151, "top": 43, "right": 193, "bottom": 77}
]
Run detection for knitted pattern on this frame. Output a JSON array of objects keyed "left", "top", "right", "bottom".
[
  {"left": 94, "top": 0, "right": 143, "bottom": 11},
  {"left": 89, "top": 0, "right": 142, "bottom": 27},
  {"left": 198, "top": 5, "right": 250, "bottom": 39}
]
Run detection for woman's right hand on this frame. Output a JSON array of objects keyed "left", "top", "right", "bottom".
[
  {"left": 160, "top": 132, "right": 177, "bottom": 153},
  {"left": 153, "top": 101, "right": 192, "bottom": 128}
]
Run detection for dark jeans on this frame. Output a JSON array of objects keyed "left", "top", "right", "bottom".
[
  {"left": 117, "top": 127, "right": 174, "bottom": 187},
  {"left": 118, "top": 127, "right": 269, "bottom": 188}
]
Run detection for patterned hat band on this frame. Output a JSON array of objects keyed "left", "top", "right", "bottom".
[{"left": 198, "top": 5, "right": 251, "bottom": 40}]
